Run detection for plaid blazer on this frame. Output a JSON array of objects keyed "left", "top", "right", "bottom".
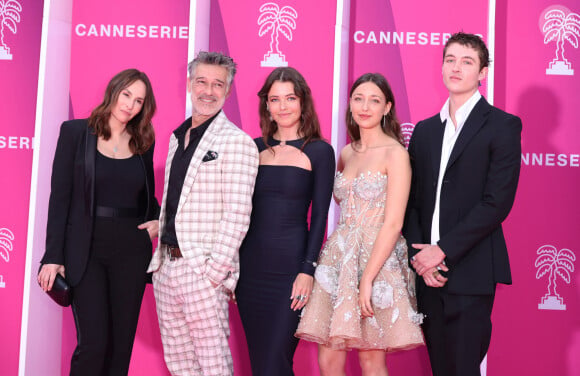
[{"left": 148, "top": 111, "right": 259, "bottom": 292}]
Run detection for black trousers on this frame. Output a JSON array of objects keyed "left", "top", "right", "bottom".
[
  {"left": 418, "top": 285, "right": 495, "bottom": 376},
  {"left": 70, "top": 217, "right": 152, "bottom": 376}
]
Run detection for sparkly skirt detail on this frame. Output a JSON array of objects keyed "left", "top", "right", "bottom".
[{"left": 296, "top": 171, "right": 424, "bottom": 351}]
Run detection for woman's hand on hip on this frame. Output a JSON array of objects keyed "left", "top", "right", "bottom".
[
  {"left": 138, "top": 220, "right": 159, "bottom": 239},
  {"left": 38, "top": 264, "right": 65, "bottom": 292}
]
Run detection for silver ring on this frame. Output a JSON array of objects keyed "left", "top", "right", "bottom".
[
  {"left": 436, "top": 265, "right": 442, "bottom": 271},
  {"left": 298, "top": 295, "right": 305, "bottom": 301},
  {"left": 411, "top": 256, "right": 416, "bottom": 262}
]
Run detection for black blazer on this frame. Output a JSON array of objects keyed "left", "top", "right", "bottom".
[
  {"left": 403, "top": 97, "right": 522, "bottom": 295},
  {"left": 40, "top": 119, "right": 159, "bottom": 286}
]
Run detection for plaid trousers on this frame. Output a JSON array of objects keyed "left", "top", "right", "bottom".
[{"left": 153, "top": 257, "right": 232, "bottom": 376}]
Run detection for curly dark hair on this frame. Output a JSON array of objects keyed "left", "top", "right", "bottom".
[
  {"left": 88, "top": 69, "right": 156, "bottom": 154},
  {"left": 258, "top": 67, "right": 322, "bottom": 148},
  {"left": 346, "top": 73, "right": 403, "bottom": 145}
]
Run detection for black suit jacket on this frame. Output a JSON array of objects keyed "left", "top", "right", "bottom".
[
  {"left": 40, "top": 119, "right": 159, "bottom": 286},
  {"left": 403, "top": 97, "right": 522, "bottom": 295}
]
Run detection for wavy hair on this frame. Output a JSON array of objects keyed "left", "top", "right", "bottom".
[
  {"left": 345, "top": 73, "right": 403, "bottom": 145},
  {"left": 188, "top": 51, "right": 237, "bottom": 87},
  {"left": 444, "top": 32, "right": 490, "bottom": 70},
  {"left": 88, "top": 69, "right": 156, "bottom": 154},
  {"left": 258, "top": 67, "right": 322, "bottom": 149}
]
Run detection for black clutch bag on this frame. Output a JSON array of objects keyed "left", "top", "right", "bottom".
[
  {"left": 39, "top": 265, "right": 72, "bottom": 307},
  {"left": 48, "top": 273, "right": 72, "bottom": 307}
]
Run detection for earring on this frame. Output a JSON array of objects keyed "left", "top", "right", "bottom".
[{"left": 382, "top": 114, "right": 387, "bottom": 126}]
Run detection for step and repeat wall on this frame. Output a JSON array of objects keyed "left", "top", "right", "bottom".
[
  {"left": 0, "top": 2, "right": 43, "bottom": 375},
  {"left": 1, "top": 0, "right": 578, "bottom": 375},
  {"left": 492, "top": 1, "right": 579, "bottom": 375}
]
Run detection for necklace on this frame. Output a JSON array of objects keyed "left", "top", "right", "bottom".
[
  {"left": 111, "top": 128, "right": 128, "bottom": 156},
  {"left": 273, "top": 133, "right": 299, "bottom": 148}
]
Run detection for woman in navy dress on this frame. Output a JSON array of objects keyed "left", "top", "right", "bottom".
[{"left": 236, "top": 67, "right": 335, "bottom": 375}]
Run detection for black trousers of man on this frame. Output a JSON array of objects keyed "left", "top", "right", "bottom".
[{"left": 418, "top": 284, "right": 495, "bottom": 376}]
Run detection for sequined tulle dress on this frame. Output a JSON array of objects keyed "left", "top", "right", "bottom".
[{"left": 296, "top": 171, "right": 424, "bottom": 351}]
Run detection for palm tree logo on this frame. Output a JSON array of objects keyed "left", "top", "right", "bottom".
[
  {"left": 0, "top": 227, "right": 14, "bottom": 263},
  {"left": 400, "top": 123, "right": 415, "bottom": 149},
  {"left": 258, "top": 2, "right": 298, "bottom": 67},
  {"left": 0, "top": 227, "right": 14, "bottom": 289},
  {"left": 541, "top": 6, "right": 580, "bottom": 75},
  {"left": 535, "top": 244, "right": 575, "bottom": 310},
  {"left": 0, "top": 0, "right": 22, "bottom": 61}
]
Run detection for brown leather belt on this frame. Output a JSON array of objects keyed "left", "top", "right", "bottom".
[{"left": 165, "top": 245, "right": 183, "bottom": 261}]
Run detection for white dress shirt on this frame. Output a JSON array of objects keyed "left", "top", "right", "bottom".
[{"left": 430, "top": 91, "right": 482, "bottom": 245}]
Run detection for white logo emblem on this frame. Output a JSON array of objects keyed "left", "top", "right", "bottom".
[
  {"left": 258, "top": 2, "right": 297, "bottom": 67},
  {"left": 0, "top": 227, "right": 14, "bottom": 289},
  {"left": 0, "top": 0, "right": 22, "bottom": 61},
  {"left": 400, "top": 123, "right": 415, "bottom": 149},
  {"left": 535, "top": 244, "right": 575, "bottom": 310},
  {"left": 541, "top": 6, "right": 580, "bottom": 75},
  {"left": 0, "top": 227, "right": 14, "bottom": 263}
]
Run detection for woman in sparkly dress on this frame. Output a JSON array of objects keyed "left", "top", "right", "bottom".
[{"left": 296, "top": 73, "right": 424, "bottom": 375}]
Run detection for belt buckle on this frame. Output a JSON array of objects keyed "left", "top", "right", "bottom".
[{"left": 167, "top": 245, "right": 178, "bottom": 261}]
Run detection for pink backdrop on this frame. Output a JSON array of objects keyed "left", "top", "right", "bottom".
[
  {"left": 350, "top": 0, "right": 489, "bottom": 141},
  {"left": 0, "top": 1, "right": 43, "bottom": 375},
  {"left": 4, "top": 1, "right": 580, "bottom": 375},
  {"left": 491, "top": 1, "right": 580, "bottom": 375}
]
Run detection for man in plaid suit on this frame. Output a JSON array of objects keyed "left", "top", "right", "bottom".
[{"left": 148, "top": 51, "right": 259, "bottom": 376}]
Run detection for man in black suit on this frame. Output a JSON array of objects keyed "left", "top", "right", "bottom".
[{"left": 403, "top": 32, "right": 521, "bottom": 376}]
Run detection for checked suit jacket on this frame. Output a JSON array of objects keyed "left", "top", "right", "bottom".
[{"left": 148, "top": 111, "right": 259, "bottom": 292}]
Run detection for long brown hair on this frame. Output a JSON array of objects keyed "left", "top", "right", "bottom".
[
  {"left": 258, "top": 67, "right": 322, "bottom": 148},
  {"left": 88, "top": 69, "right": 156, "bottom": 154},
  {"left": 345, "top": 73, "right": 403, "bottom": 145}
]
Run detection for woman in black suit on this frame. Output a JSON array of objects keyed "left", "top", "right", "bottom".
[{"left": 38, "top": 69, "right": 159, "bottom": 376}]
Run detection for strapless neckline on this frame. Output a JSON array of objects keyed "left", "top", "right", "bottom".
[{"left": 336, "top": 170, "right": 388, "bottom": 182}]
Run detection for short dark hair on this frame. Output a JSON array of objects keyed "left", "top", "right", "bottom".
[
  {"left": 443, "top": 32, "right": 490, "bottom": 70},
  {"left": 346, "top": 73, "right": 403, "bottom": 145},
  {"left": 258, "top": 67, "right": 322, "bottom": 148},
  {"left": 187, "top": 51, "right": 237, "bottom": 87}
]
